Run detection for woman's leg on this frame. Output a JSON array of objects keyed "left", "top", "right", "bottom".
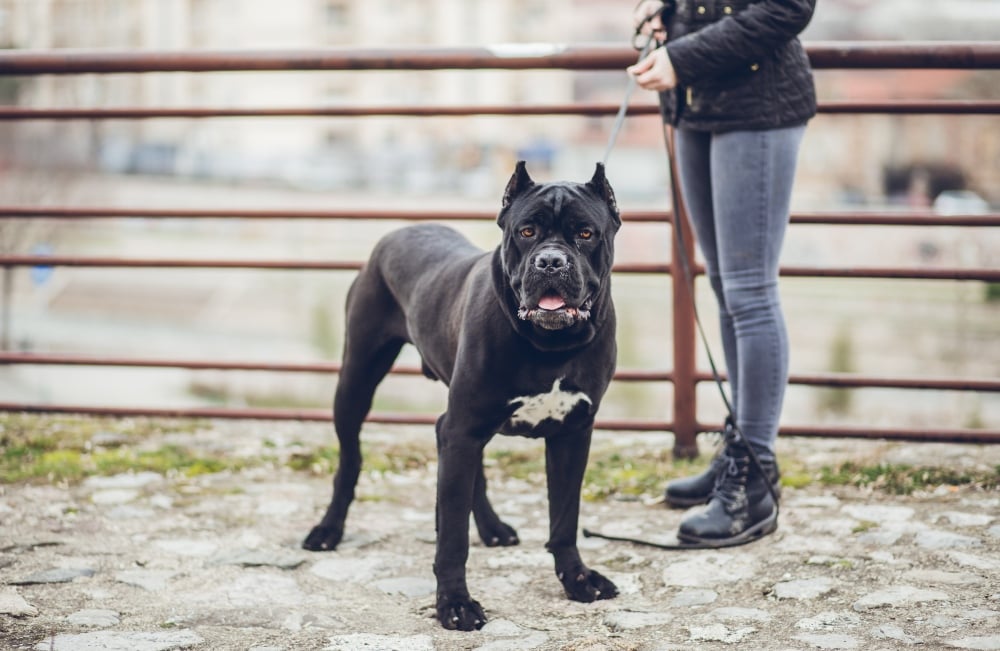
[
  {"left": 662, "top": 128, "right": 744, "bottom": 510},
  {"left": 674, "top": 125, "right": 805, "bottom": 543},
  {"left": 675, "top": 128, "right": 741, "bottom": 417},
  {"left": 665, "top": 125, "right": 804, "bottom": 520},
  {"left": 709, "top": 125, "right": 806, "bottom": 454}
]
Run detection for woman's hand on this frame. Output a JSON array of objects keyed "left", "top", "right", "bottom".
[
  {"left": 627, "top": 46, "right": 677, "bottom": 92},
  {"left": 632, "top": 0, "right": 666, "bottom": 38},
  {"left": 632, "top": 0, "right": 663, "bottom": 36}
]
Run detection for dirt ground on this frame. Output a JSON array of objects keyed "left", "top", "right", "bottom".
[{"left": 1, "top": 420, "right": 999, "bottom": 651}]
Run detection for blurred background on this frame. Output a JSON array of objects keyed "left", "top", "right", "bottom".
[{"left": 0, "top": 0, "right": 997, "bottom": 434}]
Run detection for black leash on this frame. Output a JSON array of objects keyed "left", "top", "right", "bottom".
[
  {"left": 582, "top": 523, "right": 770, "bottom": 550},
  {"left": 583, "top": 23, "right": 781, "bottom": 551},
  {"left": 600, "top": 37, "right": 655, "bottom": 166}
]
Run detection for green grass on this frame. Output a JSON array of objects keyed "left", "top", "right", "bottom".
[
  {"left": 1, "top": 445, "right": 246, "bottom": 483},
  {"left": 279, "top": 440, "right": 437, "bottom": 477},
  {"left": 817, "top": 461, "right": 1000, "bottom": 495},
  {"left": 488, "top": 448, "right": 546, "bottom": 482},
  {"left": 0, "top": 413, "right": 235, "bottom": 483},
  {"left": 4, "top": 414, "right": 998, "bottom": 499},
  {"left": 366, "top": 442, "right": 436, "bottom": 474},
  {"left": 287, "top": 446, "right": 340, "bottom": 474},
  {"left": 582, "top": 449, "right": 690, "bottom": 501},
  {"left": 500, "top": 447, "right": 1000, "bottom": 501},
  {"left": 852, "top": 520, "right": 878, "bottom": 534}
]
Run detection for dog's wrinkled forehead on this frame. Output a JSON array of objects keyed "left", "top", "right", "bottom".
[
  {"left": 515, "top": 184, "right": 601, "bottom": 224},
  {"left": 498, "top": 161, "right": 620, "bottom": 229}
]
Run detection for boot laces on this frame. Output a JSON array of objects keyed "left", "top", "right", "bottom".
[{"left": 713, "top": 452, "right": 748, "bottom": 512}]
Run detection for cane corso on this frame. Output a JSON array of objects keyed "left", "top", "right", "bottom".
[{"left": 303, "top": 161, "right": 621, "bottom": 630}]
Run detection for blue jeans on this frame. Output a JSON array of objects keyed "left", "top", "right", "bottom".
[{"left": 675, "top": 125, "right": 806, "bottom": 454}]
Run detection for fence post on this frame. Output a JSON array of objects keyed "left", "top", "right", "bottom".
[
  {"left": 670, "top": 221, "right": 699, "bottom": 458},
  {"left": 1, "top": 266, "right": 11, "bottom": 351},
  {"left": 666, "top": 126, "right": 700, "bottom": 460}
]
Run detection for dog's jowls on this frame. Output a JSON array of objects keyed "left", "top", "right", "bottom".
[{"left": 303, "top": 161, "right": 621, "bottom": 630}]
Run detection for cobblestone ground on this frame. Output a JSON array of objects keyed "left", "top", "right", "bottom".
[{"left": 1, "top": 421, "right": 999, "bottom": 651}]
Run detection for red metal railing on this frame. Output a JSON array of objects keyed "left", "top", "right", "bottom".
[
  {"left": 0, "top": 100, "right": 997, "bottom": 120},
  {"left": 1, "top": 42, "right": 999, "bottom": 456},
  {"left": 0, "top": 42, "right": 997, "bottom": 74}
]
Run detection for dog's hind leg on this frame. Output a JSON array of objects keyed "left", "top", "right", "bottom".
[
  {"left": 472, "top": 460, "right": 519, "bottom": 547},
  {"left": 303, "top": 273, "right": 406, "bottom": 552}
]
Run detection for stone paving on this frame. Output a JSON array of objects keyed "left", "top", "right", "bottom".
[{"left": 1, "top": 421, "right": 999, "bottom": 650}]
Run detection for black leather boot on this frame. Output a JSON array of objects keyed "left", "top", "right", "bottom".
[
  {"left": 664, "top": 453, "right": 729, "bottom": 508},
  {"left": 664, "top": 418, "right": 780, "bottom": 509},
  {"left": 676, "top": 429, "right": 780, "bottom": 546}
]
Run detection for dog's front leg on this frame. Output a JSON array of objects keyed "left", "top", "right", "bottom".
[
  {"left": 434, "top": 428, "right": 488, "bottom": 631},
  {"left": 545, "top": 431, "right": 619, "bottom": 603}
]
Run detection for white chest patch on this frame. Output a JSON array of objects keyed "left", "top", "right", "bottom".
[{"left": 507, "top": 377, "right": 592, "bottom": 428}]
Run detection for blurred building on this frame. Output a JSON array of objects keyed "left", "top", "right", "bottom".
[
  {"left": 0, "top": 1, "right": 995, "bottom": 423},
  {"left": 0, "top": 0, "right": 997, "bottom": 204},
  {"left": 797, "top": 0, "right": 1000, "bottom": 207},
  {"left": 0, "top": 0, "right": 575, "bottom": 191}
]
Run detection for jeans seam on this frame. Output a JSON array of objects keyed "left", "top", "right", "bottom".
[{"left": 760, "top": 131, "right": 780, "bottom": 439}]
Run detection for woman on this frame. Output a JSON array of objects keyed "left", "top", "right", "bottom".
[{"left": 628, "top": 0, "right": 817, "bottom": 546}]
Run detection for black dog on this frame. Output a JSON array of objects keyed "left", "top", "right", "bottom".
[{"left": 303, "top": 161, "right": 621, "bottom": 630}]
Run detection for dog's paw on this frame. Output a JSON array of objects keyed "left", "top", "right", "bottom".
[
  {"left": 436, "top": 594, "right": 487, "bottom": 631},
  {"left": 476, "top": 519, "right": 520, "bottom": 548},
  {"left": 558, "top": 567, "right": 619, "bottom": 603},
  {"left": 302, "top": 524, "right": 343, "bottom": 551}
]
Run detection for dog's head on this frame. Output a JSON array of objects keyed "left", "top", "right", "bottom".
[{"left": 493, "top": 161, "right": 620, "bottom": 344}]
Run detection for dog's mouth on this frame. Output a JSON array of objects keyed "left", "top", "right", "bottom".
[
  {"left": 517, "top": 291, "right": 592, "bottom": 330},
  {"left": 538, "top": 292, "right": 567, "bottom": 311}
]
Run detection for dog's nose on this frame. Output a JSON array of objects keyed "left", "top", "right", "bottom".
[{"left": 534, "top": 249, "right": 568, "bottom": 272}]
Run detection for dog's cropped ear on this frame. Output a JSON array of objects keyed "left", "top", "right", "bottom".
[
  {"left": 587, "top": 162, "right": 621, "bottom": 228},
  {"left": 500, "top": 160, "right": 535, "bottom": 214}
]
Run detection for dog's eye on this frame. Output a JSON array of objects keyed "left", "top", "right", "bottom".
[
  {"left": 578, "top": 229, "right": 594, "bottom": 240},
  {"left": 519, "top": 227, "right": 536, "bottom": 238}
]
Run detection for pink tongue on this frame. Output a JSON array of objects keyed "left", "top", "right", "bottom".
[{"left": 538, "top": 294, "right": 566, "bottom": 311}]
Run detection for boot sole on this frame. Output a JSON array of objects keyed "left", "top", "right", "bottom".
[{"left": 675, "top": 508, "right": 779, "bottom": 548}]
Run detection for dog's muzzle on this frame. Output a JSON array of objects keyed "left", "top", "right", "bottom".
[{"left": 517, "top": 249, "right": 592, "bottom": 330}]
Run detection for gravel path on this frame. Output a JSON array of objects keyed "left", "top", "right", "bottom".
[{"left": 1, "top": 421, "right": 999, "bottom": 651}]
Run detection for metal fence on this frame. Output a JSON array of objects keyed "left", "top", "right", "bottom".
[{"left": 1, "top": 41, "right": 999, "bottom": 457}]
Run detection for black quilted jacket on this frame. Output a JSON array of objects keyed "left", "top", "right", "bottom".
[{"left": 659, "top": 0, "right": 817, "bottom": 132}]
